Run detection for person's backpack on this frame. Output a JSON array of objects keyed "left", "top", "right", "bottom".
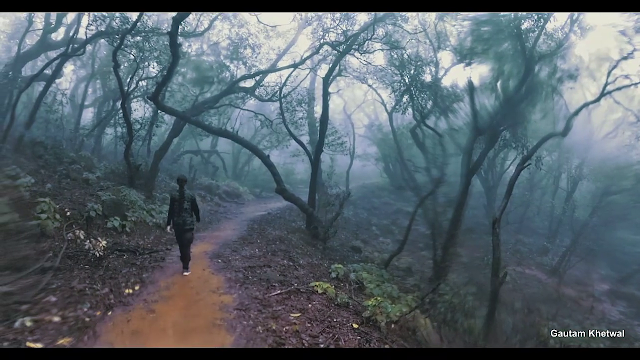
[{"left": 173, "top": 192, "right": 195, "bottom": 229}]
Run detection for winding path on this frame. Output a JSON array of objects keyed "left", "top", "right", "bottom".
[{"left": 90, "top": 199, "right": 285, "bottom": 348}]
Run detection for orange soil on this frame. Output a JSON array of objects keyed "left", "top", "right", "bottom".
[{"left": 93, "top": 200, "right": 283, "bottom": 348}]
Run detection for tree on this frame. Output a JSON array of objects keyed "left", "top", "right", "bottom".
[
  {"left": 143, "top": 12, "right": 307, "bottom": 197},
  {"left": 433, "top": 13, "right": 583, "bottom": 286},
  {"left": 480, "top": 20, "right": 640, "bottom": 340},
  {"left": 0, "top": 13, "right": 86, "bottom": 122},
  {"left": 149, "top": 12, "right": 394, "bottom": 239}
]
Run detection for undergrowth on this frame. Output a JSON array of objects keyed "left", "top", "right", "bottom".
[
  {"left": 313, "top": 263, "right": 419, "bottom": 328},
  {"left": 310, "top": 262, "right": 487, "bottom": 346},
  {"left": 97, "top": 186, "right": 168, "bottom": 233}
]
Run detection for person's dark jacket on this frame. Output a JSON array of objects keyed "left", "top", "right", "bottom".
[{"left": 166, "top": 190, "right": 200, "bottom": 231}]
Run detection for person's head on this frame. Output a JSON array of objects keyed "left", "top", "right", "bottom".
[{"left": 177, "top": 174, "right": 188, "bottom": 188}]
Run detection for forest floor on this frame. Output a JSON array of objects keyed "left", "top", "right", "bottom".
[
  {"left": 78, "top": 194, "right": 410, "bottom": 349},
  {"left": 3, "top": 144, "right": 640, "bottom": 347},
  {"left": 0, "top": 143, "right": 410, "bottom": 348},
  {"left": 210, "top": 184, "right": 428, "bottom": 348},
  {"left": 84, "top": 199, "right": 285, "bottom": 347},
  {"left": 214, "top": 183, "right": 640, "bottom": 347},
  {"left": 80, "top": 189, "right": 411, "bottom": 348},
  {"left": 213, "top": 204, "right": 412, "bottom": 348},
  {"left": 0, "top": 145, "right": 245, "bottom": 348}
]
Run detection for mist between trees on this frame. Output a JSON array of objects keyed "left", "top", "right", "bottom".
[{"left": 1, "top": 12, "right": 640, "bottom": 346}]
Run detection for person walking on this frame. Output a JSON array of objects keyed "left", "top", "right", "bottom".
[{"left": 166, "top": 174, "right": 200, "bottom": 276}]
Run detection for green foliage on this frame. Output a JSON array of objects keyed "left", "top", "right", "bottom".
[
  {"left": 219, "top": 180, "right": 254, "bottom": 201},
  {"left": 324, "top": 122, "right": 349, "bottom": 155},
  {"left": 98, "top": 187, "right": 168, "bottom": 231},
  {"left": 429, "top": 283, "right": 479, "bottom": 336},
  {"left": 322, "top": 263, "right": 420, "bottom": 328},
  {"left": 125, "top": 204, "right": 167, "bottom": 227},
  {"left": 362, "top": 295, "right": 418, "bottom": 328},
  {"left": 98, "top": 186, "right": 142, "bottom": 211},
  {"left": 198, "top": 179, "right": 255, "bottom": 201},
  {"left": 96, "top": 163, "right": 123, "bottom": 180},
  {"left": 335, "top": 291, "right": 351, "bottom": 307},
  {"left": 347, "top": 263, "right": 394, "bottom": 292},
  {"left": 330, "top": 264, "right": 346, "bottom": 279},
  {"left": 345, "top": 263, "right": 418, "bottom": 327},
  {"left": 333, "top": 264, "right": 476, "bottom": 336},
  {"left": 3, "top": 166, "right": 35, "bottom": 191},
  {"left": 309, "top": 281, "right": 336, "bottom": 298},
  {"left": 106, "top": 216, "right": 134, "bottom": 233},
  {"left": 83, "top": 203, "right": 103, "bottom": 221},
  {"left": 196, "top": 178, "right": 218, "bottom": 194},
  {"left": 82, "top": 172, "right": 98, "bottom": 185},
  {"left": 183, "top": 57, "right": 232, "bottom": 92},
  {"left": 35, "top": 197, "right": 61, "bottom": 235},
  {"left": 308, "top": 270, "right": 349, "bottom": 307}
]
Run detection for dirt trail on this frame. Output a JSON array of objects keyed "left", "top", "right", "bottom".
[{"left": 90, "top": 199, "right": 285, "bottom": 348}]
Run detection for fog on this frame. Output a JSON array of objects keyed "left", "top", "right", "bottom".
[{"left": 0, "top": 12, "right": 639, "bottom": 348}]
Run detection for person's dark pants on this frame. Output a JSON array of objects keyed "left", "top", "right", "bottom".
[{"left": 174, "top": 228, "right": 194, "bottom": 270}]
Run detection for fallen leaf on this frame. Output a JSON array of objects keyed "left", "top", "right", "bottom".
[
  {"left": 107, "top": 311, "right": 112, "bottom": 315},
  {"left": 134, "top": 285, "right": 140, "bottom": 291},
  {"left": 26, "top": 342, "right": 43, "bottom": 348},
  {"left": 55, "top": 337, "right": 73, "bottom": 346},
  {"left": 352, "top": 323, "right": 359, "bottom": 328},
  {"left": 46, "top": 316, "right": 61, "bottom": 323},
  {"left": 96, "top": 311, "right": 101, "bottom": 316},
  {"left": 14, "top": 317, "right": 34, "bottom": 328},
  {"left": 289, "top": 313, "right": 301, "bottom": 317},
  {"left": 124, "top": 289, "right": 133, "bottom": 294}
]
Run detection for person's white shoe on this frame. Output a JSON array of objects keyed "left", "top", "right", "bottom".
[{"left": 182, "top": 270, "right": 191, "bottom": 276}]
